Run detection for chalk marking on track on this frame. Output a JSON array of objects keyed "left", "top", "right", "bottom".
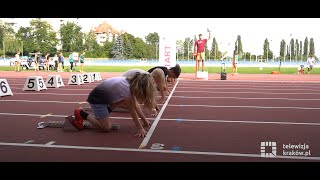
[
  {"left": 45, "top": 141, "right": 56, "bottom": 146},
  {"left": 0, "top": 141, "right": 319, "bottom": 161},
  {"left": 40, "top": 113, "right": 53, "bottom": 118},
  {"left": 24, "top": 140, "right": 34, "bottom": 144},
  {"left": 138, "top": 80, "right": 180, "bottom": 149}
]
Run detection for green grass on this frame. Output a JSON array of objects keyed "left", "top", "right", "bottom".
[{"left": 0, "top": 65, "right": 318, "bottom": 74}]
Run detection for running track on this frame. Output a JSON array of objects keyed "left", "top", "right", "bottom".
[{"left": 0, "top": 71, "right": 319, "bottom": 162}]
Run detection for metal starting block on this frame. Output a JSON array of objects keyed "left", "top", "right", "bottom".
[{"left": 37, "top": 117, "right": 120, "bottom": 131}]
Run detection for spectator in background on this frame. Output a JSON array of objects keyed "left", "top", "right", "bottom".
[
  {"left": 57, "top": 53, "right": 62, "bottom": 72},
  {"left": 232, "top": 50, "right": 238, "bottom": 76},
  {"left": 80, "top": 52, "right": 85, "bottom": 72},
  {"left": 194, "top": 32, "right": 211, "bottom": 72},
  {"left": 53, "top": 54, "right": 59, "bottom": 71},
  {"left": 69, "top": 52, "right": 74, "bottom": 72},
  {"left": 307, "top": 55, "right": 316, "bottom": 74},
  {"left": 60, "top": 52, "right": 65, "bottom": 71},
  {"left": 14, "top": 51, "right": 21, "bottom": 72},
  {"left": 34, "top": 51, "right": 40, "bottom": 72},
  {"left": 45, "top": 52, "right": 50, "bottom": 72}
]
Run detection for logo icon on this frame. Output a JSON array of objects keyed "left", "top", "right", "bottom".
[{"left": 261, "top": 141, "right": 277, "bottom": 157}]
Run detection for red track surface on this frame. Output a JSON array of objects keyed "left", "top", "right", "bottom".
[{"left": 0, "top": 71, "right": 320, "bottom": 162}]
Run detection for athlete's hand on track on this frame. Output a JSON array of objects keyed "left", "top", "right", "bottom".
[{"left": 135, "top": 128, "right": 147, "bottom": 137}]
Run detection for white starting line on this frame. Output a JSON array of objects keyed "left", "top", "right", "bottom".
[{"left": 0, "top": 141, "right": 319, "bottom": 161}]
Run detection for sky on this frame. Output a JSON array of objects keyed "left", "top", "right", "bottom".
[{"left": 2, "top": 18, "right": 320, "bottom": 57}]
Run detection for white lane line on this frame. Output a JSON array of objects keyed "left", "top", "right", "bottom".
[
  {"left": 0, "top": 112, "right": 66, "bottom": 118},
  {"left": 180, "top": 79, "right": 320, "bottom": 83},
  {"left": 0, "top": 99, "right": 81, "bottom": 103},
  {"left": 10, "top": 87, "right": 92, "bottom": 91},
  {"left": 160, "top": 118, "right": 320, "bottom": 126},
  {"left": 1, "top": 112, "right": 320, "bottom": 126},
  {"left": 45, "top": 141, "right": 56, "bottom": 146},
  {"left": 0, "top": 100, "right": 163, "bottom": 106},
  {"left": 175, "top": 90, "right": 320, "bottom": 95},
  {"left": 14, "top": 92, "right": 88, "bottom": 96},
  {"left": 138, "top": 80, "right": 180, "bottom": 149},
  {"left": 172, "top": 96, "right": 320, "bottom": 101},
  {"left": 176, "top": 87, "right": 320, "bottom": 92},
  {"left": 167, "top": 104, "right": 320, "bottom": 110},
  {"left": 178, "top": 83, "right": 320, "bottom": 88},
  {"left": 24, "top": 140, "right": 34, "bottom": 144},
  {"left": 0, "top": 142, "right": 319, "bottom": 161}
]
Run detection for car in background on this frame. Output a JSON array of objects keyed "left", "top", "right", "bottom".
[{"left": 9, "top": 56, "right": 28, "bottom": 66}]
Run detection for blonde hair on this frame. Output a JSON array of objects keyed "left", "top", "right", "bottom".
[
  {"left": 150, "top": 68, "right": 165, "bottom": 90},
  {"left": 128, "top": 72, "right": 157, "bottom": 111}
]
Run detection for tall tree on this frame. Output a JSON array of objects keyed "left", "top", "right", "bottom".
[
  {"left": 0, "top": 20, "right": 14, "bottom": 50},
  {"left": 236, "top": 35, "right": 243, "bottom": 56},
  {"left": 211, "top": 37, "right": 218, "bottom": 60},
  {"left": 295, "top": 39, "right": 299, "bottom": 60},
  {"left": 309, "top": 37, "right": 315, "bottom": 56},
  {"left": 176, "top": 40, "right": 184, "bottom": 60},
  {"left": 263, "top": 38, "right": 273, "bottom": 60},
  {"left": 183, "top": 37, "right": 193, "bottom": 61},
  {"left": 83, "top": 30, "right": 97, "bottom": 51},
  {"left": 30, "top": 19, "right": 58, "bottom": 54},
  {"left": 111, "top": 36, "right": 124, "bottom": 59},
  {"left": 122, "top": 33, "right": 133, "bottom": 59},
  {"left": 15, "top": 27, "right": 35, "bottom": 56},
  {"left": 303, "top": 37, "right": 309, "bottom": 60},
  {"left": 280, "top": 39, "right": 286, "bottom": 61},
  {"left": 60, "top": 21, "right": 83, "bottom": 52},
  {"left": 145, "top": 32, "right": 159, "bottom": 45},
  {"left": 290, "top": 38, "right": 294, "bottom": 61},
  {"left": 299, "top": 41, "right": 302, "bottom": 61}
]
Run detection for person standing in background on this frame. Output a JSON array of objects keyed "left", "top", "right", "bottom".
[
  {"left": 14, "top": 51, "right": 21, "bottom": 72},
  {"left": 80, "top": 52, "right": 85, "bottom": 72},
  {"left": 69, "top": 52, "right": 74, "bottom": 72},
  {"left": 45, "top": 52, "right": 50, "bottom": 72}
]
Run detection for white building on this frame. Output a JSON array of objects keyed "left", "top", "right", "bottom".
[{"left": 94, "top": 21, "right": 123, "bottom": 46}]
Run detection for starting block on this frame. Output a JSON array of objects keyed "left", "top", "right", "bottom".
[
  {"left": 37, "top": 117, "right": 120, "bottom": 131},
  {"left": 196, "top": 71, "right": 208, "bottom": 80},
  {"left": 0, "top": 79, "right": 13, "bottom": 97},
  {"left": 23, "top": 76, "right": 47, "bottom": 91},
  {"left": 45, "top": 75, "right": 64, "bottom": 88},
  {"left": 93, "top": 72, "right": 102, "bottom": 81},
  {"left": 82, "top": 73, "right": 94, "bottom": 83},
  {"left": 68, "top": 74, "right": 84, "bottom": 85}
]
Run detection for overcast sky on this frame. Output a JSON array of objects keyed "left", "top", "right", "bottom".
[{"left": 3, "top": 18, "right": 320, "bottom": 56}]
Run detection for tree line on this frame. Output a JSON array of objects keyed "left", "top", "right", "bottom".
[{"left": 0, "top": 19, "right": 316, "bottom": 61}]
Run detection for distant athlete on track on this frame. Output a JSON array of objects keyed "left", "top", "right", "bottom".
[
  {"left": 67, "top": 72, "right": 157, "bottom": 137},
  {"left": 147, "top": 64, "right": 181, "bottom": 90}
]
